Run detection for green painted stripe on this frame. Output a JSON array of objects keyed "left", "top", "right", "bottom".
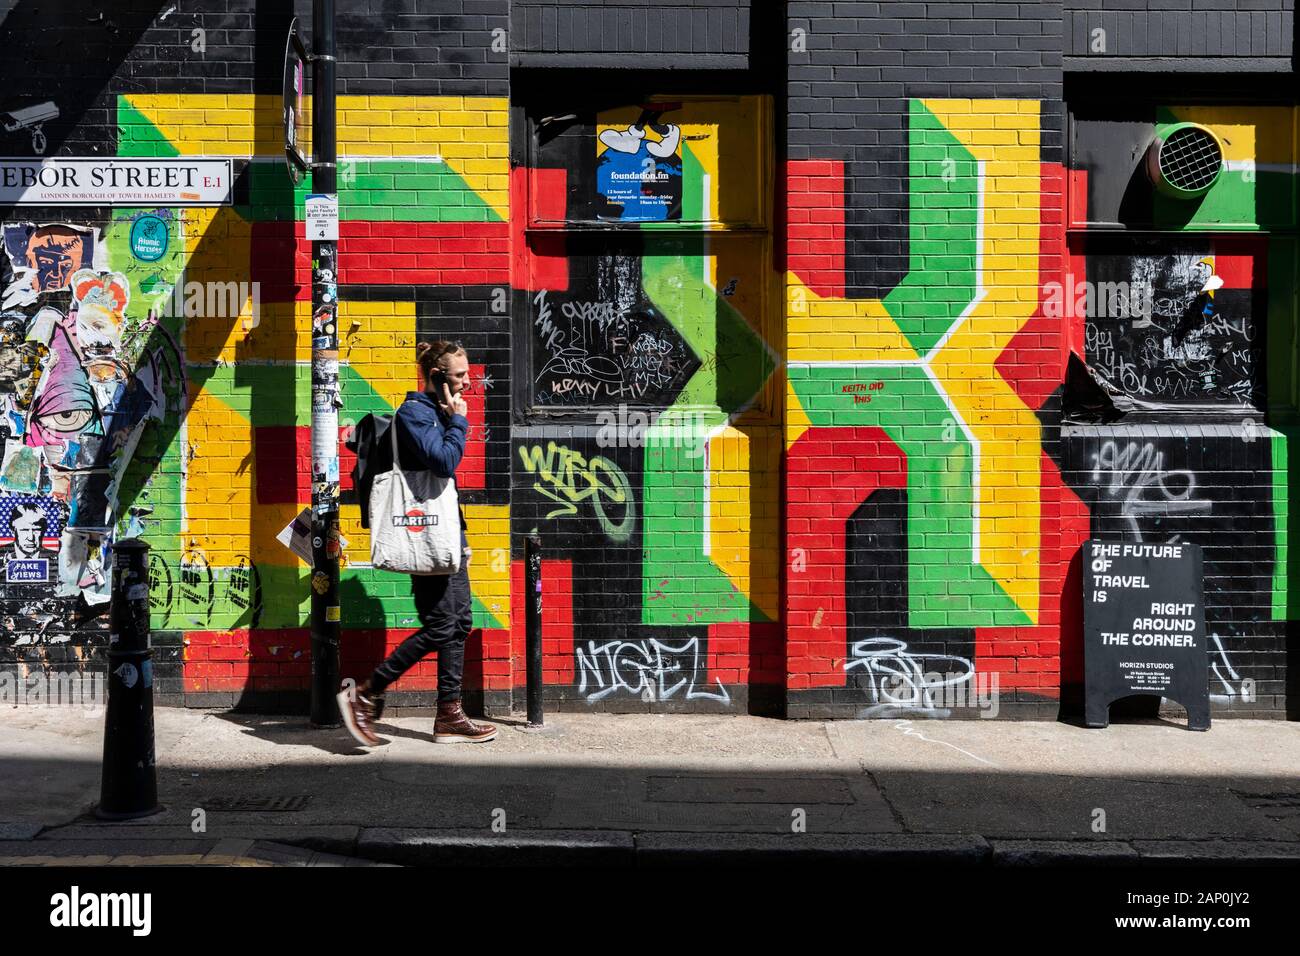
[
  {"left": 185, "top": 363, "right": 393, "bottom": 428},
  {"left": 152, "top": 562, "right": 504, "bottom": 632},
  {"left": 100, "top": 196, "right": 188, "bottom": 562},
  {"left": 1273, "top": 429, "right": 1292, "bottom": 621},
  {"left": 638, "top": 249, "right": 777, "bottom": 625},
  {"left": 115, "top": 97, "right": 181, "bottom": 158},
  {"left": 187, "top": 363, "right": 308, "bottom": 426},
  {"left": 788, "top": 364, "right": 1029, "bottom": 628},
  {"left": 1152, "top": 107, "right": 1294, "bottom": 229},
  {"left": 239, "top": 159, "right": 504, "bottom": 223},
  {"left": 881, "top": 100, "right": 980, "bottom": 356},
  {"left": 113, "top": 98, "right": 501, "bottom": 222}
]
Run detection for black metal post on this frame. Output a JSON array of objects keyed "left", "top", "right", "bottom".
[
  {"left": 525, "top": 534, "right": 543, "bottom": 726},
  {"left": 309, "top": 0, "right": 341, "bottom": 726},
  {"left": 96, "top": 538, "right": 162, "bottom": 820}
]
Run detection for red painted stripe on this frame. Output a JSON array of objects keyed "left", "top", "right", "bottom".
[
  {"left": 251, "top": 220, "right": 511, "bottom": 300},
  {"left": 785, "top": 159, "right": 846, "bottom": 298},
  {"left": 706, "top": 620, "right": 784, "bottom": 687},
  {"left": 995, "top": 162, "right": 1068, "bottom": 413},
  {"left": 186, "top": 627, "right": 511, "bottom": 693},
  {"left": 254, "top": 425, "right": 360, "bottom": 504},
  {"left": 511, "top": 165, "right": 569, "bottom": 292},
  {"left": 786, "top": 427, "right": 907, "bottom": 688},
  {"left": 511, "top": 556, "right": 575, "bottom": 685},
  {"left": 1067, "top": 166, "right": 1090, "bottom": 230},
  {"left": 1211, "top": 235, "right": 1267, "bottom": 289}
]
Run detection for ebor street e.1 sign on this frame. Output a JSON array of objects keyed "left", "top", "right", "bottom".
[
  {"left": 1082, "top": 540, "right": 1210, "bottom": 730},
  {"left": 0, "top": 158, "right": 232, "bottom": 206}
]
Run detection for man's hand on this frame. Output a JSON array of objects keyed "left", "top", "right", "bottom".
[{"left": 442, "top": 382, "right": 468, "bottom": 418}]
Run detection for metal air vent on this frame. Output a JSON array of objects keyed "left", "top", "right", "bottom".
[{"left": 1145, "top": 123, "right": 1224, "bottom": 198}]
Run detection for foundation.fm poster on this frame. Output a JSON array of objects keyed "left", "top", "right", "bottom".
[{"left": 595, "top": 108, "right": 683, "bottom": 222}]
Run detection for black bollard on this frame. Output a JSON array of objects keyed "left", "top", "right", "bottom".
[
  {"left": 96, "top": 538, "right": 163, "bottom": 820},
  {"left": 525, "top": 534, "right": 543, "bottom": 727}
]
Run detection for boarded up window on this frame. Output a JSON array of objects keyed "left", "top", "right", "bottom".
[{"left": 1078, "top": 236, "right": 1265, "bottom": 410}]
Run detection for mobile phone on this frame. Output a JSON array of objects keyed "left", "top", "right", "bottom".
[{"left": 427, "top": 368, "right": 447, "bottom": 393}]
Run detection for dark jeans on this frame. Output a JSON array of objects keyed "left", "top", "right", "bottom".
[{"left": 370, "top": 564, "right": 471, "bottom": 701}]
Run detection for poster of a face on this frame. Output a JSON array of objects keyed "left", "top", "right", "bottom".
[
  {"left": 2, "top": 223, "right": 96, "bottom": 299},
  {"left": 0, "top": 220, "right": 167, "bottom": 635},
  {"left": 0, "top": 496, "right": 61, "bottom": 583}
]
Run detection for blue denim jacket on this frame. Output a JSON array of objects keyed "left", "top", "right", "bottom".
[{"left": 394, "top": 390, "right": 469, "bottom": 552}]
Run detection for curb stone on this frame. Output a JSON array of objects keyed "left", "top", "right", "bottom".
[
  {"left": 635, "top": 832, "right": 990, "bottom": 865},
  {"left": 1132, "top": 840, "right": 1300, "bottom": 865},
  {"left": 991, "top": 840, "right": 1141, "bottom": 865},
  {"left": 38, "top": 824, "right": 360, "bottom": 858},
  {"left": 358, "top": 827, "right": 637, "bottom": 866},
  {"left": 0, "top": 823, "right": 43, "bottom": 841}
]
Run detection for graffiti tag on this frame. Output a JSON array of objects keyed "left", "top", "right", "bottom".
[
  {"left": 844, "top": 637, "right": 980, "bottom": 716},
  {"left": 575, "top": 635, "right": 730, "bottom": 703},
  {"left": 517, "top": 441, "right": 635, "bottom": 542},
  {"left": 1090, "top": 440, "right": 1212, "bottom": 540}
]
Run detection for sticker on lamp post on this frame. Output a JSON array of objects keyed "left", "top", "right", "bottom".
[{"left": 305, "top": 193, "right": 339, "bottom": 241}]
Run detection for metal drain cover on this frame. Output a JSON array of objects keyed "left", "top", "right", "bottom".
[{"left": 203, "top": 795, "right": 312, "bottom": 812}]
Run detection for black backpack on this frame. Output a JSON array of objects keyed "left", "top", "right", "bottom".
[{"left": 345, "top": 411, "right": 393, "bottom": 530}]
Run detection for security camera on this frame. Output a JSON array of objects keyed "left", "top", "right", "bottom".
[{"left": 2, "top": 101, "right": 60, "bottom": 155}]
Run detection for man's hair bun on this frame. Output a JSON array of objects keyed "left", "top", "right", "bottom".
[{"left": 416, "top": 339, "right": 466, "bottom": 381}]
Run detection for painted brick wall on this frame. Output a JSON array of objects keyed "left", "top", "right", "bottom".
[
  {"left": 1060, "top": 94, "right": 1299, "bottom": 719},
  {"left": 1064, "top": 0, "right": 1295, "bottom": 67},
  {"left": 512, "top": 0, "right": 752, "bottom": 67},
  {"left": 1, "top": 1, "right": 1295, "bottom": 721},
  {"left": 1062, "top": 425, "right": 1290, "bottom": 715},
  {"left": 784, "top": 1, "right": 1075, "bottom": 719},
  {"left": 0, "top": 0, "right": 515, "bottom": 713}
]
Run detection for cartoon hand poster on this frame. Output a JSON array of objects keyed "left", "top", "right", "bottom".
[{"left": 596, "top": 108, "right": 683, "bottom": 222}]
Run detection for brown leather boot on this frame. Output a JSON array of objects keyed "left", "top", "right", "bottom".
[
  {"left": 434, "top": 699, "right": 498, "bottom": 743},
  {"left": 337, "top": 680, "right": 383, "bottom": 747}
]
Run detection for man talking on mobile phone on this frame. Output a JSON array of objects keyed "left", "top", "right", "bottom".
[{"left": 338, "top": 340, "right": 498, "bottom": 746}]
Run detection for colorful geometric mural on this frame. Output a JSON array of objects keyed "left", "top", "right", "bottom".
[
  {"left": 511, "top": 95, "right": 781, "bottom": 707},
  {"left": 784, "top": 100, "right": 1071, "bottom": 705},
  {"left": 2, "top": 66, "right": 1293, "bottom": 720},
  {"left": 99, "top": 93, "right": 514, "bottom": 696}
]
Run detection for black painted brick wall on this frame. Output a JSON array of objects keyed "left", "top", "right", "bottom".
[
  {"left": 788, "top": 1, "right": 1064, "bottom": 316},
  {"left": 1063, "top": 424, "right": 1289, "bottom": 718},
  {"left": 512, "top": 0, "right": 751, "bottom": 57},
  {"left": 1064, "top": 0, "right": 1295, "bottom": 63}
]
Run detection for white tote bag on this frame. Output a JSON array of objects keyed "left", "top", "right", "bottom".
[{"left": 368, "top": 413, "right": 461, "bottom": 575}]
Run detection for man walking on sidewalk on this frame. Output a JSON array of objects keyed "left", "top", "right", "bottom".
[{"left": 338, "top": 340, "right": 497, "bottom": 747}]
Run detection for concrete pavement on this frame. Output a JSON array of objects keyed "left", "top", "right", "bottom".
[{"left": 1, "top": 706, "right": 1298, "bottom": 865}]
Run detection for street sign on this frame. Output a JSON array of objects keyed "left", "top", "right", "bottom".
[
  {"left": 283, "top": 16, "right": 310, "bottom": 186},
  {"left": 1082, "top": 540, "right": 1210, "bottom": 730},
  {"left": 0, "top": 157, "right": 232, "bottom": 206},
  {"left": 305, "top": 193, "right": 339, "bottom": 241}
]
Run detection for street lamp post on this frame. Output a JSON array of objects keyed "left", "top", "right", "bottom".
[{"left": 308, "top": 0, "right": 341, "bottom": 726}]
